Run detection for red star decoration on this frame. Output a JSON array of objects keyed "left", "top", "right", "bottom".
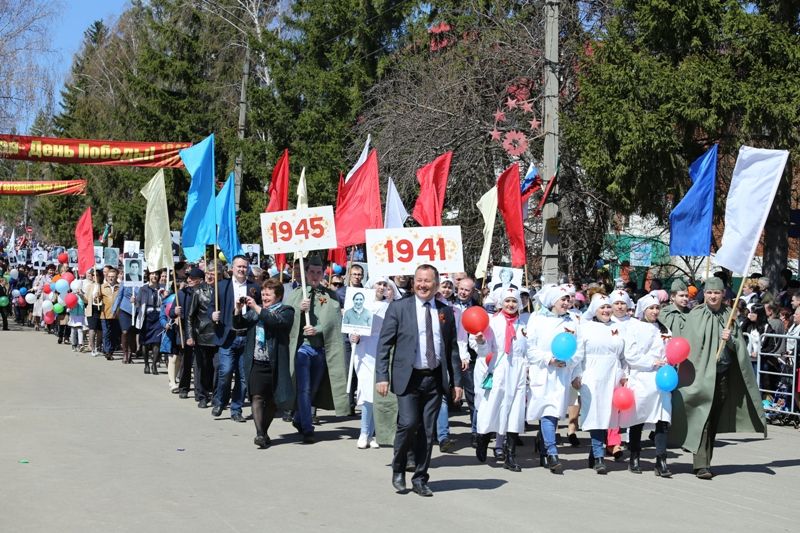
[
  {"left": 521, "top": 100, "right": 534, "bottom": 113},
  {"left": 490, "top": 128, "right": 502, "bottom": 141},
  {"left": 493, "top": 109, "right": 506, "bottom": 122},
  {"left": 505, "top": 97, "right": 518, "bottom": 110},
  {"left": 529, "top": 117, "right": 542, "bottom": 130}
]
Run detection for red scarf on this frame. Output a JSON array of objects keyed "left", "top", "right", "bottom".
[{"left": 501, "top": 310, "right": 518, "bottom": 354}]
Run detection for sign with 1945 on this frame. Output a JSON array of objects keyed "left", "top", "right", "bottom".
[
  {"left": 260, "top": 206, "right": 337, "bottom": 254},
  {"left": 365, "top": 226, "right": 464, "bottom": 277}
]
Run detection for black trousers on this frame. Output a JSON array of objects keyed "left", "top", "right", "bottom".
[
  {"left": 178, "top": 344, "right": 194, "bottom": 392},
  {"left": 392, "top": 371, "right": 442, "bottom": 483},
  {"left": 193, "top": 345, "right": 216, "bottom": 403},
  {"left": 0, "top": 308, "right": 8, "bottom": 330}
]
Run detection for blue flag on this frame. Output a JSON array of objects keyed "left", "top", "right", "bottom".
[
  {"left": 216, "top": 172, "right": 243, "bottom": 263},
  {"left": 180, "top": 134, "right": 217, "bottom": 261},
  {"left": 669, "top": 144, "right": 718, "bottom": 256}
]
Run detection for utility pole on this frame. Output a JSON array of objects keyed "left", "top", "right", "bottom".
[
  {"left": 541, "top": 0, "right": 560, "bottom": 283},
  {"left": 234, "top": 45, "right": 251, "bottom": 212}
]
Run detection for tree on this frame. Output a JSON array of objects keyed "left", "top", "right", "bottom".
[{"left": 564, "top": 0, "right": 800, "bottom": 286}]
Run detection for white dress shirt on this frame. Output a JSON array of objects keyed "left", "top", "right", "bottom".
[
  {"left": 415, "top": 296, "right": 442, "bottom": 369},
  {"left": 232, "top": 278, "right": 248, "bottom": 302}
]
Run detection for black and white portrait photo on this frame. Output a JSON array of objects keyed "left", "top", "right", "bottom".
[
  {"left": 124, "top": 258, "right": 144, "bottom": 286},
  {"left": 341, "top": 287, "right": 377, "bottom": 335}
]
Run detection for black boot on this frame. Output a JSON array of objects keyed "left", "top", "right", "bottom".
[
  {"left": 143, "top": 350, "right": 151, "bottom": 374},
  {"left": 546, "top": 455, "right": 563, "bottom": 474},
  {"left": 588, "top": 449, "right": 595, "bottom": 469},
  {"left": 475, "top": 433, "right": 490, "bottom": 463},
  {"left": 503, "top": 433, "right": 521, "bottom": 472},
  {"left": 536, "top": 430, "right": 546, "bottom": 467},
  {"left": 594, "top": 456, "right": 608, "bottom": 475},
  {"left": 655, "top": 454, "right": 672, "bottom": 478},
  {"left": 150, "top": 350, "right": 159, "bottom": 375},
  {"left": 629, "top": 452, "right": 642, "bottom": 474}
]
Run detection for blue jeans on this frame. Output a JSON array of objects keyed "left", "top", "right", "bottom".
[
  {"left": 589, "top": 429, "right": 606, "bottom": 459},
  {"left": 436, "top": 396, "right": 449, "bottom": 441},
  {"left": 214, "top": 336, "right": 247, "bottom": 415},
  {"left": 540, "top": 416, "right": 559, "bottom": 455},
  {"left": 360, "top": 401, "right": 375, "bottom": 438},
  {"left": 101, "top": 319, "right": 119, "bottom": 355},
  {"left": 293, "top": 344, "right": 326, "bottom": 434}
]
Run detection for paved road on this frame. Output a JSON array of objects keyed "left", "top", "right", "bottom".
[{"left": 1, "top": 326, "right": 799, "bottom": 532}]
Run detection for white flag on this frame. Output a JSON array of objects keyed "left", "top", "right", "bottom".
[
  {"left": 475, "top": 186, "right": 498, "bottom": 280},
  {"left": 8, "top": 228, "right": 15, "bottom": 251},
  {"left": 714, "top": 145, "right": 789, "bottom": 275},
  {"left": 383, "top": 177, "right": 409, "bottom": 229},
  {"left": 345, "top": 134, "right": 371, "bottom": 183},
  {"left": 295, "top": 167, "right": 309, "bottom": 259}
]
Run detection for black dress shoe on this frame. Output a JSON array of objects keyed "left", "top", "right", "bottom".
[
  {"left": 546, "top": 455, "right": 563, "bottom": 474},
  {"left": 231, "top": 413, "right": 246, "bottom": 423},
  {"left": 392, "top": 472, "right": 406, "bottom": 492},
  {"left": 302, "top": 432, "right": 315, "bottom": 444},
  {"left": 493, "top": 447, "right": 505, "bottom": 462},
  {"left": 211, "top": 405, "right": 223, "bottom": 417},
  {"left": 411, "top": 481, "right": 433, "bottom": 497},
  {"left": 178, "top": 391, "right": 189, "bottom": 399},
  {"left": 475, "top": 434, "right": 490, "bottom": 463},
  {"left": 655, "top": 454, "right": 672, "bottom": 478},
  {"left": 471, "top": 433, "right": 477, "bottom": 449},
  {"left": 197, "top": 399, "right": 208, "bottom": 409},
  {"left": 695, "top": 468, "right": 713, "bottom": 480},
  {"left": 568, "top": 433, "right": 581, "bottom": 447},
  {"left": 254, "top": 435, "right": 271, "bottom": 448}
]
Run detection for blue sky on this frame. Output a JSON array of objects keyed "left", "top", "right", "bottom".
[{"left": 51, "top": 0, "right": 130, "bottom": 90}]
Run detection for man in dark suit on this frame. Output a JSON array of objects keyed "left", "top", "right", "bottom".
[
  {"left": 376, "top": 264, "right": 463, "bottom": 497},
  {"left": 210, "top": 255, "right": 261, "bottom": 422}
]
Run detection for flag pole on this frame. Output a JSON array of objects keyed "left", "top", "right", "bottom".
[
  {"left": 715, "top": 273, "right": 746, "bottom": 362},
  {"left": 171, "top": 265, "right": 185, "bottom": 346},
  {"left": 344, "top": 247, "right": 355, "bottom": 288},
  {"left": 298, "top": 254, "right": 311, "bottom": 324},
  {"left": 213, "top": 244, "right": 220, "bottom": 312}
]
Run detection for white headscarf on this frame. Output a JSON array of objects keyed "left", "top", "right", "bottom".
[
  {"left": 538, "top": 285, "right": 569, "bottom": 310},
  {"left": 499, "top": 287, "right": 522, "bottom": 309},
  {"left": 559, "top": 283, "right": 576, "bottom": 296},
  {"left": 585, "top": 294, "right": 611, "bottom": 320},
  {"left": 367, "top": 276, "right": 401, "bottom": 301},
  {"left": 634, "top": 294, "right": 660, "bottom": 320},
  {"left": 535, "top": 283, "right": 559, "bottom": 307},
  {"left": 609, "top": 289, "right": 633, "bottom": 309}
]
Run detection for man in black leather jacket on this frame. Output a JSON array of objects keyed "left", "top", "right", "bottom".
[{"left": 188, "top": 265, "right": 219, "bottom": 408}]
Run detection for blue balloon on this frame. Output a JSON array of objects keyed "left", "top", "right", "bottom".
[
  {"left": 551, "top": 332, "right": 577, "bottom": 361},
  {"left": 19, "top": 287, "right": 27, "bottom": 296},
  {"left": 333, "top": 264, "right": 344, "bottom": 275},
  {"left": 55, "top": 279, "right": 70, "bottom": 295},
  {"left": 655, "top": 365, "right": 679, "bottom": 392}
]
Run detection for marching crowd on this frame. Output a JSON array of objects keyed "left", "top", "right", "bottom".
[{"left": 0, "top": 249, "right": 789, "bottom": 497}]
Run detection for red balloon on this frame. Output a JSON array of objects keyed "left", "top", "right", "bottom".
[
  {"left": 61, "top": 272, "right": 75, "bottom": 284},
  {"left": 17, "top": 296, "right": 27, "bottom": 307},
  {"left": 58, "top": 252, "right": 69, "bottom": 264},
  {"left": 665, "top": 337, "right": 691, "bottom": 365},
  {"left": 64, "top": 293, "right": 79, "bottom": 309},
  {"left": 462, "top": 306, "right": 490, "bottom": 335},
  {"left": 44, "top": 311, "right": 56, "bottom": 325},
  {"left": 612, "top": 387, "right": 635, "bottom": 411},
  {"left": 43, "top": 284, "right": 52, "bottom": 294}
]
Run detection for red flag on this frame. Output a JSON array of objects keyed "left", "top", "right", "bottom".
[
  {"left": 328, "top": 172, "right": 348, "bottom": 266},
  {"left": 335, "top": 150, "right": 382, "bottom": 247},
  {"left": 74, "top": 207, "right": 94, "bottom": 275},
  {"left": 266, "top": 149, "right": 290, "bottom": 269},
  {"left": 497, "top": 163, "right": 526, "bottom": 267},
  {"left": 412, "top": 151, "right": 452, "bottom": 227}
]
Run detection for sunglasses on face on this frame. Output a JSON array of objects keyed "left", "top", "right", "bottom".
[{"left": 332, "top": 282, "right": 343, "bottom": 287}]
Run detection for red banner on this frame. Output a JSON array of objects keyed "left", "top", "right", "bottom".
[
  {"left": 0, "top": 180, "right": 87, "bottom": 196},
  {"left": 0, "top": 134, "right": 191, "bottom": 168}
]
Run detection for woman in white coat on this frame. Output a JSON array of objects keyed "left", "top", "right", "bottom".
[
  {"left": 572, "top": 295, "right": 626, "bottom": 474},
  {"left": 526, "top": 285, "right": 581, "bottom": 474},
  {"left": 349, "top": 277, "right": 400, "bottom": 449},
  {"left": 621, "top": 294, "right": 672, "bottom": 476},
  {"left": 471, "top": 288, "right": 528, "bottom": 472}
]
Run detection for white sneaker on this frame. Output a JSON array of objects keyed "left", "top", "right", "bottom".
[
  {"left": 369, "top": 438, "right": 380, "bottom": 449},
  {"left": 357, "top": 434, "right": 369, "bottom": 449}
]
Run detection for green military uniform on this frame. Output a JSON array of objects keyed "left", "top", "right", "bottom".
[
  {"left": 286, "top": 284, "right": 350, "bottom": 415},
  {"left": 670, "top": 277, "right": 766, "bottom": 473}
]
